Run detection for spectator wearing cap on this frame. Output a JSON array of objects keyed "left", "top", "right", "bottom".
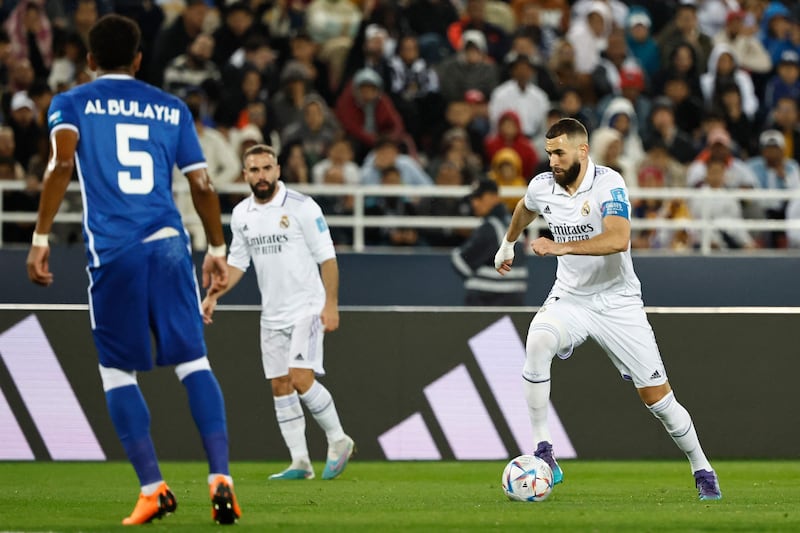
[
  {"left": 747, "top": 129, "right": 800, "bottom": 247},
  {"left": 436, "top": 29, "right": 499, "bottom": 104},
  {"left": 335, "top": 68, "right": 405, "bottom": 160},
  {"left": 712, "top": 9, "right": 772, "bottom": 75},
  {"left": 451, "top": 178, "right": 528, "bottom": 306},
  {"left": 644, "top": 96, "right": 697, "bottom": 164},
  {"left": 447, "top": 0, "right": 510, "bottom": 64},
  {"left": 625, "top": 8, "right": 661, "bottom": 81},
  {"left": 758, "top": 1, "right": 799, "bottom": 69},
  {"left": 656, "top": 0, "right": 714, "bottom": 73},
  {"left": 566, "top": 0, "right": 614, "bottom": 75},
  {"left": 488, "top": 49, "right": 549, "bottom": 141},
  {"left": 763, "top": 49, "right": 800, "bottom": 111},
  {"left": 7, "top": 90, "right": 40, "bottom": 169},
  {"left": 686, "top": 126, "right": 759, "bottom": 189},
  {"left": 285, "top": 29, "right": 333, "bottom": 105},
  {"left": 700, "top": 43, "right": 759, "bottom": 121},
  {"left": 272, "top": 60, "right": 319, "bottom": 133},
  {"left": 340, "top": 22, "right": 392, "bottom": 97}
]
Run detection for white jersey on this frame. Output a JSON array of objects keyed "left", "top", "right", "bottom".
[
  {"left": 524, "top": 158, "right": 642, "bottom": 297},
  {"left": 228, "top": 181, "right": 336, "bottom": 328}
]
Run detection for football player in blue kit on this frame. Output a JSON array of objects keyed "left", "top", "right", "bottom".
[{"left": 26, "top": 14, "right": 241, "bottom": 525}]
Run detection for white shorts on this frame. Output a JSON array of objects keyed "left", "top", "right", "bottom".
[
  {"left": 532, "top": 289, "right": 668, "bottom": 388},
  {"left": 260, "top": 314, "right": 325, "bottom": 379}
]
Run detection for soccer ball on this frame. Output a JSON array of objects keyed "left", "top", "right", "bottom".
[{"left": 501, "top": 455, "right": 554, "bottom": 502}]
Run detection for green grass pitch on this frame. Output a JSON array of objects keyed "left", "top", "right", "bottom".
[{"left": 0, "top": 460, "right": 798, "bottom": 531}]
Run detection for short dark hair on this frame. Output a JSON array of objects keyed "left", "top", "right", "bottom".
[
  {"left": 545, "top": 117, "right": 588, "bottom": 142},
  {"left": 243, "top": 144, "right": 278, "bottom": 165},
  {"left": 88, "top": 14, "right": 141, "bottom": 71}
]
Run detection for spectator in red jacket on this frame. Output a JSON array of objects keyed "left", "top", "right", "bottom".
[
  {"left": 483, "top": 110, "right": 538, "bottom": 179},
  {"left": 335, "top": 67, "right": 405, "bottom": 161}
]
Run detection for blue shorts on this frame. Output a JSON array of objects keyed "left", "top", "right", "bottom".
[{"left": 87, "top": 235, "right": 207, "bottom": 371}]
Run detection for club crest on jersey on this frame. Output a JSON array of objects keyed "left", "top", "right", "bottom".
[
  {"left": 280, "top": 215, "right": 290, "bottom": 229},
  {"left": 581, "top": 201, "right": 590, "bottom": 216}
]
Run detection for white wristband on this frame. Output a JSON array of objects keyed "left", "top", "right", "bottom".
[
  {"left": 32, "top": 232, "right": 49, "bottom": 247},
  {"left": 207, "top": 243, "right": 226, "bottom": 257},
  {"left": 501, "top": 237, "right": 516, "bottom": 250}
]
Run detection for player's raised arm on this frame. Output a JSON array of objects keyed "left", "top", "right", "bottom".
[
  {"left": 495, "top": 198, "right": 537, "bottom": 274},
  {"left": 26, "top": 129, "right": 78, "bottom": 286}
]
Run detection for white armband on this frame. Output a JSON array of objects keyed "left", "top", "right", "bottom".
[
  {"left": 207, "top": 243, "right": 227, "bottom": 257},
  {"left": 32, "top": 232, "right": 49, "bottom": 247}
]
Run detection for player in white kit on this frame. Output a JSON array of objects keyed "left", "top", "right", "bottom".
[
  {"left": 494, "top": 118, "right": 722, "bottom": 500},
  {"left": 202, "top": 144, "right": 354, "bottom": 481}
]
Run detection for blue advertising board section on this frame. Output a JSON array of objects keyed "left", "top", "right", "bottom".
[
  {"left": 2, "top": 247, "right": 800, "bottom": 306},
  {"left": 0, "top": 308, "right": 797, "bottom": 462}
]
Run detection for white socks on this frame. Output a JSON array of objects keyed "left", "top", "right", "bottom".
[
  {"left": 141, "top": 481, "right": 163, "bottom": 496},
  {"left": 523, "top": 378, "right": 552, "bottom": 445},
  {"left": 647, "top": 391, "right": 712, "bottom": 472},
  {"left": 273, "top": 392, "right": 309, "bottom": 462},
  {"left": 300, "top": 381, "right": 345, "bottom": 445}
]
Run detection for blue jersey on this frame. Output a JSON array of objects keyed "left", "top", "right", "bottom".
[{"left": 47, "top": 74, "right": 206, "bottom": 266}]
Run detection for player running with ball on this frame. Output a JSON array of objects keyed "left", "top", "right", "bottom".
[{"left": 494, "top": 118, "right": 722, "bottom": 500}]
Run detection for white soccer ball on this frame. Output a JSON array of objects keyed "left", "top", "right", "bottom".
[{"left": 501, "top": 454, "right": 554, "bottom": 502}]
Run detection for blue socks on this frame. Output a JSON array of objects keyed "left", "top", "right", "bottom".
[
  {"left": 106, "top": 384, "right": 162, "bottom": 486},
  {"left": 181, "top": 370, "right": 230, "bottom": 475}
]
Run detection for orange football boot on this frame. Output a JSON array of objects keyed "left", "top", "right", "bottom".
[
  {"left": 122, "top": 482, "right": 177, "bottom": 525},
  {"left": 210, "top": 475, "right": 241, "bottom": 525}
]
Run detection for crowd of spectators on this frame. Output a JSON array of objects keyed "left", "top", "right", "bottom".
[{"left": 1, "top": 0, "right": 800, "bottom": 250}]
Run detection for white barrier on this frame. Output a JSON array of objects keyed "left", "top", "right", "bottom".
[{"left": 3, "top": 181, "right": 800, "bottom": 254}]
